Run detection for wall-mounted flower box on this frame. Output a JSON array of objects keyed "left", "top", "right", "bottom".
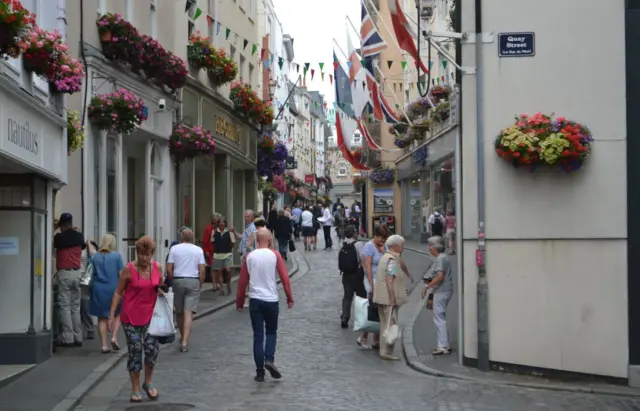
[
  {"left": 0, "top": 0, "right": 36, "bottom": 58},
  {"left": 229, "top": 82, "right": 264, "bottom": 123},
  {"left": 369, "top": 167, "right": 395, "bottom": 185},
  {"left": 169, "top": 124, "right": 216, "bottom": 163},
  {"left": 494, "top": 113, "right": 593, "bottom": 172},
  {"left": 88, "top": 88, "right": 147, "bottom": 134},
  {"left": 96, "top": 13, "right": 187, "bottom": 92}
]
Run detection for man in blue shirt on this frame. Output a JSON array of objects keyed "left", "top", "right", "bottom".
[
  {"left": 291, "top": 202, "right": 302, "bottom": 240},
  {"left": 236, "top": 209, "right": 257, "bottom": 259}
]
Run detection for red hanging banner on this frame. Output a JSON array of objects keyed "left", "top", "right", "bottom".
[{"left": 304, "top": 174, "right": 315, "bottom": 184}]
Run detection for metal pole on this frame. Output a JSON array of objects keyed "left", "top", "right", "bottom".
[
  {"left": 474, "top": 0, "right": 489, "bottom": 372},
  {"left": 275, "top": 75, "right": 300, "bottom": 122},
  {"left": 454, "top": 86, "right": 464, "bottom": 365}
]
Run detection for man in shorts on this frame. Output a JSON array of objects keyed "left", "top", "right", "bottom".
[{"left": 166, "top": 228, "right": 205, "bottom": 352}]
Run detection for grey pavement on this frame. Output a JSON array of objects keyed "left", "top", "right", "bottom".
[
  {"left": 67, "top": 231, "right": 640, "bottom": 411},
  {"left": 0, "top": 259, "right": 295, "bottom": 411}
]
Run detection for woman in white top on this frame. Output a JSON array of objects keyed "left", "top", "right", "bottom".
[{"left": 300, "top": 207, "right": 315, "bottom": 251}]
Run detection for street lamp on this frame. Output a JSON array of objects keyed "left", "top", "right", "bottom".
[{"left": 268, "top": 78, "right": 277, "bottom": 101}]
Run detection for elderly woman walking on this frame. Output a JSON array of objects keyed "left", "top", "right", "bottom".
[
  {"left": 373, "top": 235, "right": 411, "bottom": 360},
  {"left": 422, "top": 236, "right": 454, "bottom": 355},
  {"left": 88, "top": 234, "right": 124, "bottom": 353},
  {"left": 109, "top": 236, "right": 163, "bottom": 403}
]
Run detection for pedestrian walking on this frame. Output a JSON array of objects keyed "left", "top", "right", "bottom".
[
  {"left": 291, "top": 202, "right": 302, "bottom": 240},
  {"left": 274, "top": 209, "right": 293, "bottom": 261},
  {"left": 202, "top": 214, "right": 221, "bottom": 290},
  {"left": 373, "top": 235, "right": 412, "bottom": 360},
  {"left": 53, "top": 213, "right": 85, "bottom": 347},
  {"left": 109, "top": 236, "right": 163, "bottom": 402},
  {"left": 422, "top": 236, "right": 453, "bottom": 355},
  {"left": 239, "top": 209, "right": 257, "bottom": 258},
  {"left": 236, "top": 228, "right": 294, "bottom": 382},
  {"left": 322, "top": 205, "right": 334, "bottom": 249},
  {"left": 87, "top": 234, "right": 124, "bottom": 353},
  {"left": 445, "top": 211, "right": 456, "bottom": 254},
  {"left": 338, "top": 226, "right": 365, "bottom": 328},
  {"left": 300, "top": 206, "right": 315, "bottom": 251},
  {"left": 211, "top": 218, "right": 235, "bottom": 296},
  {"left": 428, "top": 208, "right": 445, "bottom": 237},
  {"left": 166, "top": 228, "right": 205, "bottom": 352}
]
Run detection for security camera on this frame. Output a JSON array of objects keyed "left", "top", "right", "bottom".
[{"left": 158, "top": 99, "right": 166, "bottom": 110}]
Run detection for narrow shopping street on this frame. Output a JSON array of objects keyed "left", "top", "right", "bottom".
[{"left": 73, "top": 235, "right": 640, "bottom": 411}]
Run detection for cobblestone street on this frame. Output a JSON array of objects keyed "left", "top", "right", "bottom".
[{"left": 76, "top": 236, "right": 640, "bottom": 411}]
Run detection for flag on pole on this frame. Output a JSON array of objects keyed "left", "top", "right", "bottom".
[{"left": 387, "top": 0, "right": 429, "bottom": 73}]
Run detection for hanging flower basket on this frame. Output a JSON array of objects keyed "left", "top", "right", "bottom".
[
  {"left": 22, "top": 27, "right": 61, "bottom": 76},
  {"left": 96, "top": 13, "right": 140, "bottom": 62},
  {"left": 0, "top": 0, "right": 35, "bottom": 58},
  {"left": 272, "top": 175, "right": 286, "bottom": 192},
  {"left": 370, "top": 167, "right": 395, "bottom": 185},
  {"left": 229, "top": 82, "right": 263, "bottom": 122},
  {"left": 67, "top": 110, "right": 84, "bottom": 156},
  {"left": 429, "top": 85, "right": 452, "bottom": 102},
  {"left": 88, "top": 88, "right": 147, "bottom": 134},
  {"left": 258, "top": 135, "right": 275, "bottom": 155},
  {"left": 394, "top": 137, "right": 410, "bottom": 148},
  {"left": 169, "top": 124, "right": 216, "bottom": 163},
  {"left": 406, "top": 97, "right": 433, "bottom": 121},
  {"left": 494, "top": 113, "right": 593, "bottom": 172},
  {"left": 48, "top": 53, "right": 85, "bottom": 94},
  {"left": 161, "top": 53, "right": 188, "bottom": 92},
  {"left": 352, "top": 175, "right": 366, "bottom": 191},
  {"left": 139, "top": 34, "right": 167, "bottom": 79},
  {"left": 257, "top": 104, "right": 274, "bottom": 126},
  {"left": 262, "top": 183, "right": 280, "bottom": 203}
]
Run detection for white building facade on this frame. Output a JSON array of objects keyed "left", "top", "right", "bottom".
[
  {"left": 460, "top": 0, "right": 630, "bottom": 383},
  {"left": 0, "top": 0, "right": 68, "bottom": 365}
]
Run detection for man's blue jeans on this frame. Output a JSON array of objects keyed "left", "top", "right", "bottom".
[{"left": 249, "top": 298, "right": 279, "bottom": 374}]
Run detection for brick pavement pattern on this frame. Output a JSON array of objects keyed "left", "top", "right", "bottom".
[{"left": 75, "top": 235, "right": 640, "bottom": 411}]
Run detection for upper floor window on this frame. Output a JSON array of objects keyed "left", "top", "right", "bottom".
[
  {"left": 187, "top": 2, "right": 196, "bottom": 37},
  {"left": 249, "top": 0, "right": 256, "bottom": 19},
  {"left": 239, "top": 55, "right": 245, "bottom": 81},
  {"left": 248, "top": 63, "right": 254, "bottom": 87}
]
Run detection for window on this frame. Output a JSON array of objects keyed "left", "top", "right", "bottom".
[
  {"left": 239, "top": 55, "right": 245, "bottom": 81},
  {"left": 187, "top": 2, "right": 196, "bottom": 37},
  {"left": 229, "top": 45, "right": 236, "bottom": 64},
  {"left": 207, "top": 0, "right": 215, "bottom": 40},
  {"left": 248, "top": 63, "right": 254, "bottom": 86},
  {"left": 97, "top": 0, "right": 106, "bottom": 15},
  {"left": 150, "top": 0, "right": 157, "bottom": 38}
]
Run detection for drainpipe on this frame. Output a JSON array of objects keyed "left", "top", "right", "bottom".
[{"left": 474, "top": 0, "right": 489, "bottom": 372}]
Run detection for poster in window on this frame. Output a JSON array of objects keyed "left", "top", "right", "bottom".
[{"left": 373, "top": 188, "right": 394, "bottom": 213}]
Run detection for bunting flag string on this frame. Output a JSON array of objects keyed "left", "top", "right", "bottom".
[{"left": 185, "top": 1, "right": 453, "bottom": 82}]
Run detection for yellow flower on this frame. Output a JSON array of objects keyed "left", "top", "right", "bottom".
[{"left": 539, "top": 133, "right": 569, "bottom": 164}]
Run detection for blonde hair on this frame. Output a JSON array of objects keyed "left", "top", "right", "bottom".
[{"left": 98, "top": 233, "right": 117, "bottom": 252}]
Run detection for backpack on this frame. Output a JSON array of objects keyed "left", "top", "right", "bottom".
[
  {"left": 431, "top": 214, "right": 444, "bottom": 235},
  {"left": 338, "top": 242, "right": 360, "bottom": 274}
]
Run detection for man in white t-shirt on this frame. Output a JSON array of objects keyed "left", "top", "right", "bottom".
[
  {"left": 322, "top": 206, "right": 334, "bottom": 250},
  {"left": 236, "top": 228, "right": 294, "bottom": 382},
  {"left": 300, "top": 207, "right": 315, "bottom": 251},
  {"left": 166, "top": 228, "right": 205, "bottom": 352}
]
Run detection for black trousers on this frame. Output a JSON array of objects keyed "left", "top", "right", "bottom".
[
  {"left": 342, "top": 274, "right": 366, "bottom": 321},
  {"left": 323, "top": 225, "right": 333, "bottom": 248}
]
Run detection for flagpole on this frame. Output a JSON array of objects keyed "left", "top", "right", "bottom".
[
  {"left": 333, "top": 37, "right": 413, "bottom": 126},
  {"left": 346, "top": 15, "right": 417, "bottom": 76}
]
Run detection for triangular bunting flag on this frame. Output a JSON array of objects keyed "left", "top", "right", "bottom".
[
  {"left": 311, "top": 69, "right": 315, "bottom": 80},
  {"left": 333, "top": 61, "right": 338, "bottom": 71},
  {"left": 362, "top": 81, "right": 366, "bottom": 90},
  {"left": 442, "top": 60, "right": 447, "bottom": 69},
  {"left": 194, "top": 7, "right": 202, "bottom": 20},
  {"left": 321, "top": 72, "right": 325, "bottom": 81},
  {"left": 401, "top": 61, "right": 407, "bottom": 70},
  {"left": 278, "top": 57, "right": 283, "bottom": 70},
  {"left": 329, "top": 74, "right": 333, "bottom": 84},
  {"left": 395, "top": 104, "right": 399, "bottom": 110},
  {"left": 296, "top": 63, "right": 299, "bottom": 73},
  {"left": 216, "top": 22, "right": 221, "bottom": 35},
  {"left": 304, "top": 63, "right": 310, "bottom": 75},
  {"left": 319, "top": 62, "right": 324, "bottom": 70},
  {"left": 225, "top": 28, "right": 231, "bottom": 39},
  {"left": 251, "top": 44, "right": 257, "bottom": 55},
  {"left": 185, "top": 0, "right": 195, "bottom": 13},
  {"left": 264, "top": 59, "right": 270, "bottom": 69},
  {"left": 437, "top": 77, "right": 440, "bottom": 84},
  {"left": 429, "top": 60, "right": 434, "bottom": 69},
  {"left": 206, "top": 15, "right": 213, "bottom": 26},
  {"left": 441, "top": 76, "right": 445, "bottom": 83},
  {"left": 243, "top": 39, "right": 248, "bottom": 50},
  {"left": 387, "top": 60, "right": 393, "bottom": 69},
  {"left": 260, "top": 48, "right": 265, "bottom": 60}
]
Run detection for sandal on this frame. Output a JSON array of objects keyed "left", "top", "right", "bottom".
[
  {"left": 356, "top": 337, "right": 371, "bottom": 350},
  {"left": 110, "top": 340, "right": 120, "bottom": 351},
  {"left": 180, "top": 344, "right": 188, "bottom": 353},
  {"left": 130, "top": 392, "right": 143, "bottom": 403},
  {"left": 432, "top": 347, "right": 451, "bottom": 355},
  {"left": 142, "top": 382, "right": 159, "bottom": 401},
  {"left": 101, "top": 347, "right": 110, "bottom": 354},
  {"left": 219, "top": 289, "right": 225, "bottom": 296}
]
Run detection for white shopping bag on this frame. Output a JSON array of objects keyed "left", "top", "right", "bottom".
[
  {"left": 148, "top": 295, "right": 176, "bottom": 338},
  {"left": 353, "top": 296, "right": 380, "bottom": 333}
]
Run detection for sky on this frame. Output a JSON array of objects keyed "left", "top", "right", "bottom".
[{"left": 271, "top": 0, "right": 360, "bottom": 104}]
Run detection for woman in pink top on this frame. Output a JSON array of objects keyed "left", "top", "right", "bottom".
[
  {"left": 109, "top": 236, "right": 162, "bottom": 403},
  {"left": 444, "top": 211, "right": 456, "bottom": 254}
]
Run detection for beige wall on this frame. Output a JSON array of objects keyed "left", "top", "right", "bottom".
[{"left": 461, "top": 0, "right": 627, "bottom": 378}]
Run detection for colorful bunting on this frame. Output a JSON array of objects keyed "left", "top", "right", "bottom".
[
  {"left": 311, "top": 69, "right": 315, "bottom": 80},
  {"left": 185, "top": 0, "right": 195, "bottom": 13},
  {"left": 319, "top": 62, "right": 324, "bottom": 71},
  {"left": 401, "top": 60, "right": 407, "bottom": 70},
  {"left": 225, "top": 28, "right": 231, "bottom": 39},
  {"left": 442, "top": 59, "right": 447, "bottom": 69},
  {"left": 243, "top": 39, "right": 248, "bottom": 50},
  {"left": 193, "top": 7, "right": 202, "bottom": 20},
  {"left": 278, "top": 57, "right": 284, "bottom": 70},
  {"left": 251, "top": 44, "right": 257, "bottom": 55},
  {"left": 206, "top": 15, "right": 212, "bottom": 26},
  {"left": 387, "top": 60, "right": 393, "bottom": 69}
]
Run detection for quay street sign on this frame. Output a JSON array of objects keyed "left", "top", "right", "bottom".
[{"left": 498, "top": 32, "right": 535, "bottom": 57}]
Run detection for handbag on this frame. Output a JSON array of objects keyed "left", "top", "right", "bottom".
[
  {"left": 148, "top": 294, "right": 176, "bottom": 343},
  {"left": 383, "top": 308, "right": 399, "bottom": 345},
  {"left": 79, "top": 262, "right": 93, "bottom": 287},
  {"left": 367, "top": 296, "right": 380, "bottom": 322},
  {"left": 288, "top": 237, "right": 296, "bottom": 252}
]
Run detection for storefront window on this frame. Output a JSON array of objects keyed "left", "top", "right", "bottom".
[
  {"left": 433, "top": 158, "right": 455, "bottom": 216},
  {"left": 94, "top": 136, "right": 100, "bottom": 241},
  {"left": 403, "top": 175, "right": 422, "bottom": 242}
]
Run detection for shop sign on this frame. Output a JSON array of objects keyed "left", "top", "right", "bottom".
[
  {"left": 285, "top": 156, "right": 297, "bottom": 170},
  {"left": 304, "top": 174, "right": 315, "bottom": 185},
  {"left": 373, "top": 188, "right": 394, "bottom": 213},
  {"left": 214, "top": 116, "right": 240, "bottom": 144}
]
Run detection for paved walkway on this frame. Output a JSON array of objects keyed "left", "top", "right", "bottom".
[
  {"left": 0, "top": 259, "right": 296, "bottom": 411},
  {"left": 64, "top": 232, "right": 640, "bottom": 410}
]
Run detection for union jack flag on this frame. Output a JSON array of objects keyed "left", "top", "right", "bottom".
[{"left": 361, "top": 3, "right": 387, "bottom": 58}]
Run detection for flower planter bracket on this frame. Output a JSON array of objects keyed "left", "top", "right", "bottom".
[{"left": 91, "top": 74, "right": 118, "bottom": 95}]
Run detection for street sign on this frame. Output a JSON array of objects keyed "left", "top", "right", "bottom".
[
  {"left": 498, "top": 32, "right": 535, "bottom": 57},
  {"left": 285, "top": 156, "right": 297, "bottom": 170}
]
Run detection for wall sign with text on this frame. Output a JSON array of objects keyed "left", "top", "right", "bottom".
[{"left": 498, "top": 32, "right": 535, "bottom": 57}]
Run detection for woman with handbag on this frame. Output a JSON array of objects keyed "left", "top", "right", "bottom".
[
  {"left": 87, "top": 234, "right": 124, "bottom": 353},
  {"left": 108, "top": 236, "right": 163, "bottom": 403},
  {"left": 372, "top": 235, "right": 410, "bottom": 360}
]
